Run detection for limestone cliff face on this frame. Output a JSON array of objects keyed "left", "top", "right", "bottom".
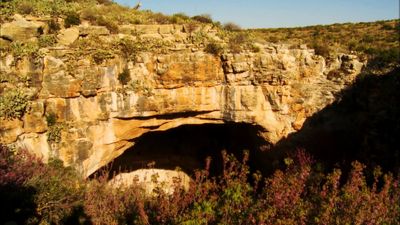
[{"left": 0, "top": 16, "right": 364, "bottom": 176}]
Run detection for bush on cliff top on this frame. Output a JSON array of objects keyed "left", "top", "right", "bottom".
[{"left": 205, "top": 41, "right": 224, "bottom": 56}]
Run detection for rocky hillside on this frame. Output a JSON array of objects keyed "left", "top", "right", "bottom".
[
  {"left": 0, "top": 0, "right": 390, "bottom": 177},
  {"left": 251, "top": 19, "right": 399, "bottom": 71}
]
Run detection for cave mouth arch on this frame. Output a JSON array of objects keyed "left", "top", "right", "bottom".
[{"left": 94, "top": 122, "right": 273, "bottom": 179}]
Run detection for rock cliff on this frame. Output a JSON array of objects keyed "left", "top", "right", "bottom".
[{"left": 0, "top": 15, "right": 364, "bottom": 176}]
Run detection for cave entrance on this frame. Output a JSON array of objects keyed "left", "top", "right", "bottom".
[{"left": 97, "top": 123, "right": 272, "bottom": 178}]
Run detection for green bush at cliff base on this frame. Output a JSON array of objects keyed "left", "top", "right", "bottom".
[
  {"left": 0, "top": 146, "right": 85, "bottom": 225},
  {"left": 25, "top": 158, "right": 84, "bottom": 225},
  {"left": 1, "top": 146, "right": 399, "bottom": 225}
]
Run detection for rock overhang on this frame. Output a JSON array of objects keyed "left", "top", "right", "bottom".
[{"left": 0, "top": 16, "right": 365, "bottom": 177}]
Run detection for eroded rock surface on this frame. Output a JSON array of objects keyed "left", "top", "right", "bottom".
[{"left": 0, "top": 16, "right": 364, "bottom": 176}]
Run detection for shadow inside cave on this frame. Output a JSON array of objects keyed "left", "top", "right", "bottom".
[
  {"left": 93, "top": 123, "right": 273, "bottom": 179},
  {"left": 273, "top": 67, "right": 400, "bottom": 174}
]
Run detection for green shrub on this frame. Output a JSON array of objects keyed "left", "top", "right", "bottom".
[
  {"left": 223, "top": 22, "right": 241, "bottom": 31},
  {"left": 64, "top": 11, "right": 81, "bottom": 28},
  {"left": 191, "top": 14, "right": 213, "bottom": 24},
  {"left": 80, "top": 7, "right": 98, "bottom": 23},
  {"left": 45, "top": 112, "right": 57, "bottom": 126},
  {"left": 10, "top": 41, "right": 39, "bottom": 59},
  {"left": 381, "top": 23, "right": 394, "bottom": 30},
  {"left": 116, "top": 37, "right": 171, "bottom": 61},
  {"left": 185, "top": 22, "right": 198, "bottom": 33},
  {"left": 47, "top": 19, "right": 61, "bottom": 34},
  {"left": 84, "top": 175, "right": 148, "bottom": 225},
  {"left": 228, "top": 32, "right": 251, "bottom": 53},
  {"left": 26, "top": 158, "right": 85, "bottom": 225},
  {"left": 38, "top": 34, "right": 57, "bottom": 48},
  {"left": 116, "top": 38, "right": 140, "bottom": 61},
  {"left": 96, "top": 16, "right": 119, "bottom": 33},
  {"left": 250, "top": 43, "right": 261, "bottom": 53},
  {"left": 362, "top": 34, "right": 374, "bottom": 43},
  {"left": 96, "top": 0, "right": 113, "bottom": 5},
  {"left": 118, "top": 67, "right": 131, "bottom": 85},
  {"left": 311, "top": 39, "right": 331, "bottom": 58},
  {"left": 173, "top": 12, "right": 189, "bottom": 20},
  {"left": 368, "top": 48, "right": 400, "bottom": 69},
  {"left": 151, "top": 12, "right": 172, "bottom": 24},
  {"left": 0, "top": 89, "right": 29, "bottom": 119},
  {"left": 0, "top": 0, "right": 68, "bottom": 18},
  {"left": 268, "top": 36, "right": 279, "bottom": 43},
  {"left": 47, "top": 124, "right": 62, "bottom": 143},
  {"left": 190, "top": 31, "right": 209, "bottom": 45},
  {"left": 171, "top": 12, "right": 190, "bottom": 23},
  {"left": 205, "top": 42, "right": 224, "bottom": 56},
  {"left": 17, "top": 1, "right": 34, "bottom": 14},
  {"left": 396, "top": 22, "right": 400, "bottom": 31},
  {"left": 127, "top": 79, "right": 153, "bottom": 97},
  {"left": 92, "top": 49, "right": 114, "bottom": 64},
  {"left": 348, "top": 39, "right": 358, "bottom": 51}
]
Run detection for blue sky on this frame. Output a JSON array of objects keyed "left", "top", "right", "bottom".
[{"left": 115, "top": 0, "right": 399, "bottom": 28}]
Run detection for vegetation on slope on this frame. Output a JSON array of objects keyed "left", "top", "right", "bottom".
[
  {"left": 2, "top": 0, "right": 397, "bottom": 70},
  {"left": 1, "top": 146, "right": 399, "bottom": 225},
  {"left": 250, "top": 20, "right": 400, "bottom": 70},
  {"left": 0, "top": 0, "right": 221, "bottom": 26}
]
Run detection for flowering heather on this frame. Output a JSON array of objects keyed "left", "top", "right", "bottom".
[{"left": 1, "top": 146, "right": 399, "bottom": 225}]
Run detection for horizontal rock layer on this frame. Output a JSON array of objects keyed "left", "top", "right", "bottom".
[{"left": 0, "top": 18, "right": 364, "bottom": 176}]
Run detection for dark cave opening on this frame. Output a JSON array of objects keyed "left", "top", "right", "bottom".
[{"left": 95, "top": 123, "right": 272, "bottom": 178}]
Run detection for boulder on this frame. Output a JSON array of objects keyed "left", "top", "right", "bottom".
[
  {"left": 0, "top": 14, "right": 42, "bottom": 42},
  {"left": 158, "top": 24, "right": 175, "bottom": 34},
  {"left": 23, "top": 101, "right": 46, "bottom": 133},
  {"left": 43, "top": 56, "right": 65, "bottom": 75},
  {"left": 57, "top": 27, "right": 79, "bottom": 45},
  {"left": 232, "top": 62, "right": 249, "bottom": 73},
  {"left": 0, "top": 118, "right": 23, "bottom": 144},
  {"left": 134, "top": 24, "right": 160, "bottom": 34},
  {"left": 41, "top": 71, "right": 81, "bottom": 98}
]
